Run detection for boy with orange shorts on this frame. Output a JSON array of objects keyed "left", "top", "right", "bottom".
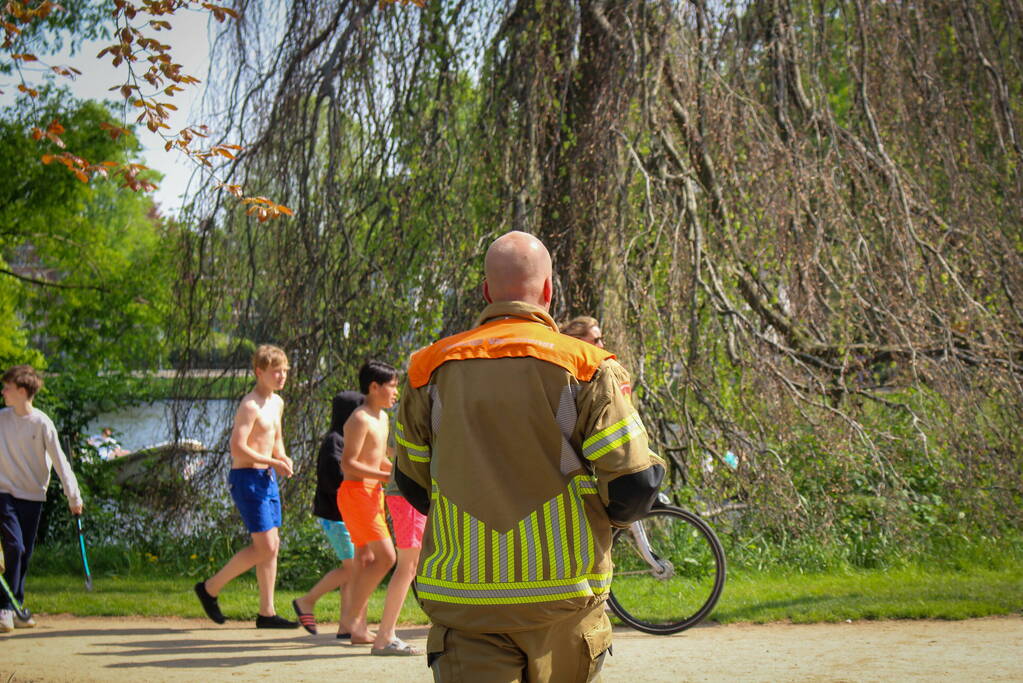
[{"left": 336, "top": 361, "right": 401, "bottom": 646}]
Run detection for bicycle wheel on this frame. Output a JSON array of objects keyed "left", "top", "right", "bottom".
[{"left": 608, "top": 506, "right": 726, "bottom": 635}]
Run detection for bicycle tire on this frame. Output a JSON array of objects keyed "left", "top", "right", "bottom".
[{"left": 608, "top": 506, "right": 726, "bottom": 635}]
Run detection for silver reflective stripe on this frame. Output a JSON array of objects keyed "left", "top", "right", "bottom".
[
  {"left": 395, "top": 421, "right": 430, "bottom": 462},
  {"left": 444, "top": 496, "right": 460, "bottom": 580},
  {"left": 550, "top": 497, "right": 568, "bottom": 578},
  {"left": 573, "top": 476, "right": 596, "bottom": 569},
  {"left": 429, "top": 384, "right": 442, "bottom": 435},
  {"left": 557, "top": 384, "right": 581, "bottom": 474},
  {"left": 424, "top": 484, "right": 443, "bottom": 576},
  {"left": 523, "top": 516, "right": 538, "bottom": 581},
  {"left": 469, "top": 515, "right": 480, "bottom": 583},
  {"left": 498, "top": 530, "right": 509, "bottom": 583},
  {"left": 582, "top": 413, "right": 644, "bottom": 460},
  {"left": 418, "top": 578, "right": 593, "bottom": 600},
  {"left": 424, "top": 479, "right": 599, "bottom": 587},
  {"left": 567, "top": 481, "right": 583, "bottom": 573},
  {"left": 589, "top": 574, "right": 613, "bottom": 592}
]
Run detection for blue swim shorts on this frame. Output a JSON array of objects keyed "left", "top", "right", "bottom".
[
  {"left": 318, "top": 517, "right": 355, "bottom": 561},
  {"left": 228, "top": 468, "right": 282, "bottom": 533}
]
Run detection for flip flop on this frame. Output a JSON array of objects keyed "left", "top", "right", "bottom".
[
  {"left": 291, "top": 599, "right": 317, "bottom": 635},
  {"left": 371, "top": 638, "right": 423, "bottom": 656},
  {"left": 336, "top": 632, "right": 351, "bottom": 640}
]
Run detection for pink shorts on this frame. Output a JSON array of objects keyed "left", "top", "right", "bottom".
[{"left": 386, "top": 495, "right": 427, "bottom": 549}]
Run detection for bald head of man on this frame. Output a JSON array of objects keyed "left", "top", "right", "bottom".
[{"left": 482, "top": 231, "right": 553, "bottom": 310}]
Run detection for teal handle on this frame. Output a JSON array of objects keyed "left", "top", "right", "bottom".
[{"left": 75, "top": 516, "right": 93, "bottom": 590}]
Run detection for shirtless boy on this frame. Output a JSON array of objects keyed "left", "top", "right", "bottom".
[
  {"left": 337, "top": 360, "right": 399, "bottom": 644},
  {"left": 194, "top": 345, "right": 298, "bottom": 628}
]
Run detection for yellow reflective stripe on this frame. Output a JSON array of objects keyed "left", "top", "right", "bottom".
[
  {"left": 476, "top": 517, "right": 486, "bottom": 583},
  {"left": 529, "top": 511, "right": 544, "bottom": 580},
  {"left": 395, "top": 438, "right": 430, "bottom": 462},
  {"left": 518, "top": 519, "right": 529, "bottom": 581},
  {"left": 491, "top": 529, "right": 499, "bottom": 583},
  {"left": 395, "top": 421, "right": 430, "bottom": 462},
  {"left": 430, "top": 489, "right": 451, "bottom": 579},
  {"left": 557, "top": 495, "right": 569, "bottom": 577},
  {"left": 415, "top": 573, "right": 613, "bottom": 605},
  {"left": 507, "top": 527, "right": 515, "bottom": 583},
  {"left": 422, "top": 481, "right": 598, "bottom": 588},
  {"left": 395, "top": 437, "right": 429, "bottom": 454},
  {"left": 544, "top": 501, "right": 552, "bottom": 576},
  {"left": 424, "top": 485, "right": 443, "bottom": 576},
  {"left": 446, "top": 492, "right": 458, "bottom": 580},
  {"left": 461, "top": 504, "right": 471, "bottom": 581},
  {"left": 567, "top": 483, "right": 583, "bottom": 574},
  {"left": 467, "top": 514, "right": 478, "bottom": 582},
  {"left": 442, "top": 495, "right": 458, "bottom": 580},
  {"left": 416, "top": 573, "right": 612, "bottom": 590},
  {"left": 572, "top": 476, "right": 596, "bottom": 569},
  {"left": 582, "top": 412, "right": 644, "bottom": 460},
  {"left": 582, "top": 413, "right": 633, "bottom": 449},
  {"left": 415, "top": 588, "right": 593, "bottom": 605}
]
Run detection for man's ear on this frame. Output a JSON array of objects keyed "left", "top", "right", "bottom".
[
  {"left": 541, "top": 278, "right": 553, "bottom": 308},
  {"left": 482, "top": 279, "right": 493, "bottom": 304}
]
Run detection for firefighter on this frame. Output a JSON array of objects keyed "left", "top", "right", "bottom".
[{"left": 395, "top": 231, "right": 664, "bottom": 682}]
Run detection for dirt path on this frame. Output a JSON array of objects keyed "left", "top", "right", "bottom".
[{"left": 2, "top": 615, "right": 1021, "bottom": 682}]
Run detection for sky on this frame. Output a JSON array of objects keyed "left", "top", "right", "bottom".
[{"left": 2, "top": 9, "right": 214, "bottom": 215}]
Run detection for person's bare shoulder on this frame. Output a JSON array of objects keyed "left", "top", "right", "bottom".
[
  {"left": 345, "top": 405, "right": 370, "bottom": 429},
  {"left": 234, "top": 393, "right": 260, "bottom": 421}
]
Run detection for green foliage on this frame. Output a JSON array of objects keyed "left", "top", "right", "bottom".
[
  {"left": 0, "top": 280, "right": 44, "bottom": 367},
  {"left": 1, "top": 93, "right": 176, "bottom": 434},
  {"left": 168, "top": 330, "right": 256, "bottom": 370}
]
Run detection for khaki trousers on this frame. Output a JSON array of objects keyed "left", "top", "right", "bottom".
[{"left": 426, "top": 603, "right": 612, "bottom": 683}]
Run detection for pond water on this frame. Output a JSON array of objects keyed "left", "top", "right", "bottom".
[{"left": 84, "top": 400, "right": 236, "bottom": 452}]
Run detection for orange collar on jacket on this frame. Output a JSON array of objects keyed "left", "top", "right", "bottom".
[{"left": 407, "top": 301, "right": 615, "bottom": 388}]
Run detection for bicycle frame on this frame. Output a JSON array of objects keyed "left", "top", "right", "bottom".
[
  {"left": 627, "top": 493, "right": 675, "bottom": 579},
  {"left": 628, "top": 519, "right": 673, "bottom": 578}
]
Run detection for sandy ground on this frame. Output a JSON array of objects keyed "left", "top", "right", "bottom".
[{"left": 1, "top": 615, "right": 1021, "bottom": 682}]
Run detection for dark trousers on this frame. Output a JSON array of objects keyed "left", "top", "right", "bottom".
[{"left": 0, "top": 492, "right": 44, "bottom": 609}]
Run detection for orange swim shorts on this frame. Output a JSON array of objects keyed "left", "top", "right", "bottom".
[{"left": 337, "top": 480, "right": 389, "bottom": 548}]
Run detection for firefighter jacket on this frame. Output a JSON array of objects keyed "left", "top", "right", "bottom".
[{"left": 395, "top": 300, "right": 665, "bottom": 633}]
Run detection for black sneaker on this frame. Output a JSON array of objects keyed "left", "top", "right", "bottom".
[
  {"left": 194, "top": 581, "right": 226, "bottom": 624},
  {"left": 256, "top": 614, "right": 299, "bottom": 629}
]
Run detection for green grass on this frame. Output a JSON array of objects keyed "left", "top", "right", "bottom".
[
  {"left": 23, "top": 562, "right": 1021, "bottom": 626},
  {"left": 713, "top": 564, "right": 1023, "bottom": 623},
  {"left": 24, "top": 573, "right": 429, "bottom": 626}
]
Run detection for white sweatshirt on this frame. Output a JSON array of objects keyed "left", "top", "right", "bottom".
[{"left": 0, "top": 407, "right": 83, "bottom": 507}]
